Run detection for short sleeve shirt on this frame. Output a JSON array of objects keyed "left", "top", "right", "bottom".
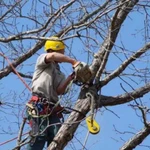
[{"left": 31, "top": 54, "right": 66, "bottom": 103}]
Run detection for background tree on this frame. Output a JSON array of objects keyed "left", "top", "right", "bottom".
[{"left": 0, "top": 0, "right": 150, "bottom": 150}]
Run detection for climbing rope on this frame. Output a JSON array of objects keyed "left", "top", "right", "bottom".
[
  {"left": 0, "top": 132, "right": 29, "bottom": 147},
  {"left": 85, "top": 89, "right": 100, "bottom": 134},
  {"left": 0, "top": 53, "right": 32, "bottom": 147},
  {"left": 0, "top": 52, "right": 31, "bottom": 92}
]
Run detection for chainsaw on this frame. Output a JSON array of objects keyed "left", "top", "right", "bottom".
[{"left": 73, "top": 62, "right": 92, "bottom": 85}]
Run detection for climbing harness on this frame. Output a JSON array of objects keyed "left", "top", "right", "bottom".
[
  {"left": 26, "top": 94, "right": 64, "bottom": 119},
  {"left": 26, "top": 94, "right": 66, "bottom": 141}
]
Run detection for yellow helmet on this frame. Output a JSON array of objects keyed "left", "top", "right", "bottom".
[{"left": 44, "top": 37, "right": 65, "bottom": 51}]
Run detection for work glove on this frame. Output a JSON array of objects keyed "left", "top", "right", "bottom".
[{"left": 72, "top": 61, "right": 92, "bottom": 85}]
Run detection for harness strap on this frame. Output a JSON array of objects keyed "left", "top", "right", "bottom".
[{"left": 26, "top": 95, "right": 64, "bottom": 118}]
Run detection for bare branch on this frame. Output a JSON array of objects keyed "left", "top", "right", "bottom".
[
  {"left": 0, "top": 0, "right": 21, "bottom": 21},
  {"left": 120, "top": 123, "right": 150, "bottom": 150},
  {"left": 101, "top": 42, "right": 150, "bottom": 87},
  {"left": 16, "top": 118, "right": 26, "bottom": 150}
]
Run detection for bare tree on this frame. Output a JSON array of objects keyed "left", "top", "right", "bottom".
[{"left": 0, "top": 0, "right": 150, "bottom": 150}]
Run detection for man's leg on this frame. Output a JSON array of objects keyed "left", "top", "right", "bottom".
[
  {"left": 47, "top": 115, "right": 61, "bottom": 147},
  {"left": 26, "top": 117, "right": 47, "bottom": 150},
  {"left": 26, "top": 136, "right": 46, "bottom": 150}
]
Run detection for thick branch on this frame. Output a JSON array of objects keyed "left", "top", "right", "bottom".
[
  {"left": 100, "top": 82, "right": 150, "bottom": 106},
  {"left": 91, "top": 0, "right": 139, "bottom": 82},
  {"left": 48, "top": 1, "right": 140, "bottom": 150},
  {"left": 48, "top": 96, "right": 90, "bottom": 150},
  {"left": 48, "top": 81, "right": 150, "bottom": 149}
]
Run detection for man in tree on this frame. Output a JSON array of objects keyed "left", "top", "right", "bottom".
[{"left": 26, "top": 36, "right": 79, "bottom": 150}]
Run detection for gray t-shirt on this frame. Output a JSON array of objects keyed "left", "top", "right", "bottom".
[{"left": 31, "top": 53, "right": 65, "bottom": 103}]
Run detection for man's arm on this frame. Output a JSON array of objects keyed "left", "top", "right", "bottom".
[
  {"left": 56, "top": 73, "right": 74, "bottom": 95},
  {"left": 45, "top": 52, "right": 79, "bottom": 95},
  {"left": 45, "top": 52, "right": 77, "bottom": 65}
]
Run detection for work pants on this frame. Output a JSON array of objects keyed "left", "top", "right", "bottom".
[{"left": 26, "top": 114, "right": 61, "bottom": 150}]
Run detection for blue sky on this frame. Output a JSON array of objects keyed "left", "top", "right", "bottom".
[{"left": 0, "top": 1, "right": 150, "bottom": 150}]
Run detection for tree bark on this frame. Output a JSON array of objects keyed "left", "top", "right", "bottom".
[{"left": 48, "top": 1, "right": 142, "bottom": 149}]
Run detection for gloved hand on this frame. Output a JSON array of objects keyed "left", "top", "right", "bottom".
[
  {"left": 72, "top": 62, "right": 92, "bottom": 85},
  {"left": 72, "top": 61, "right": 81, "bottom": 69}
]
